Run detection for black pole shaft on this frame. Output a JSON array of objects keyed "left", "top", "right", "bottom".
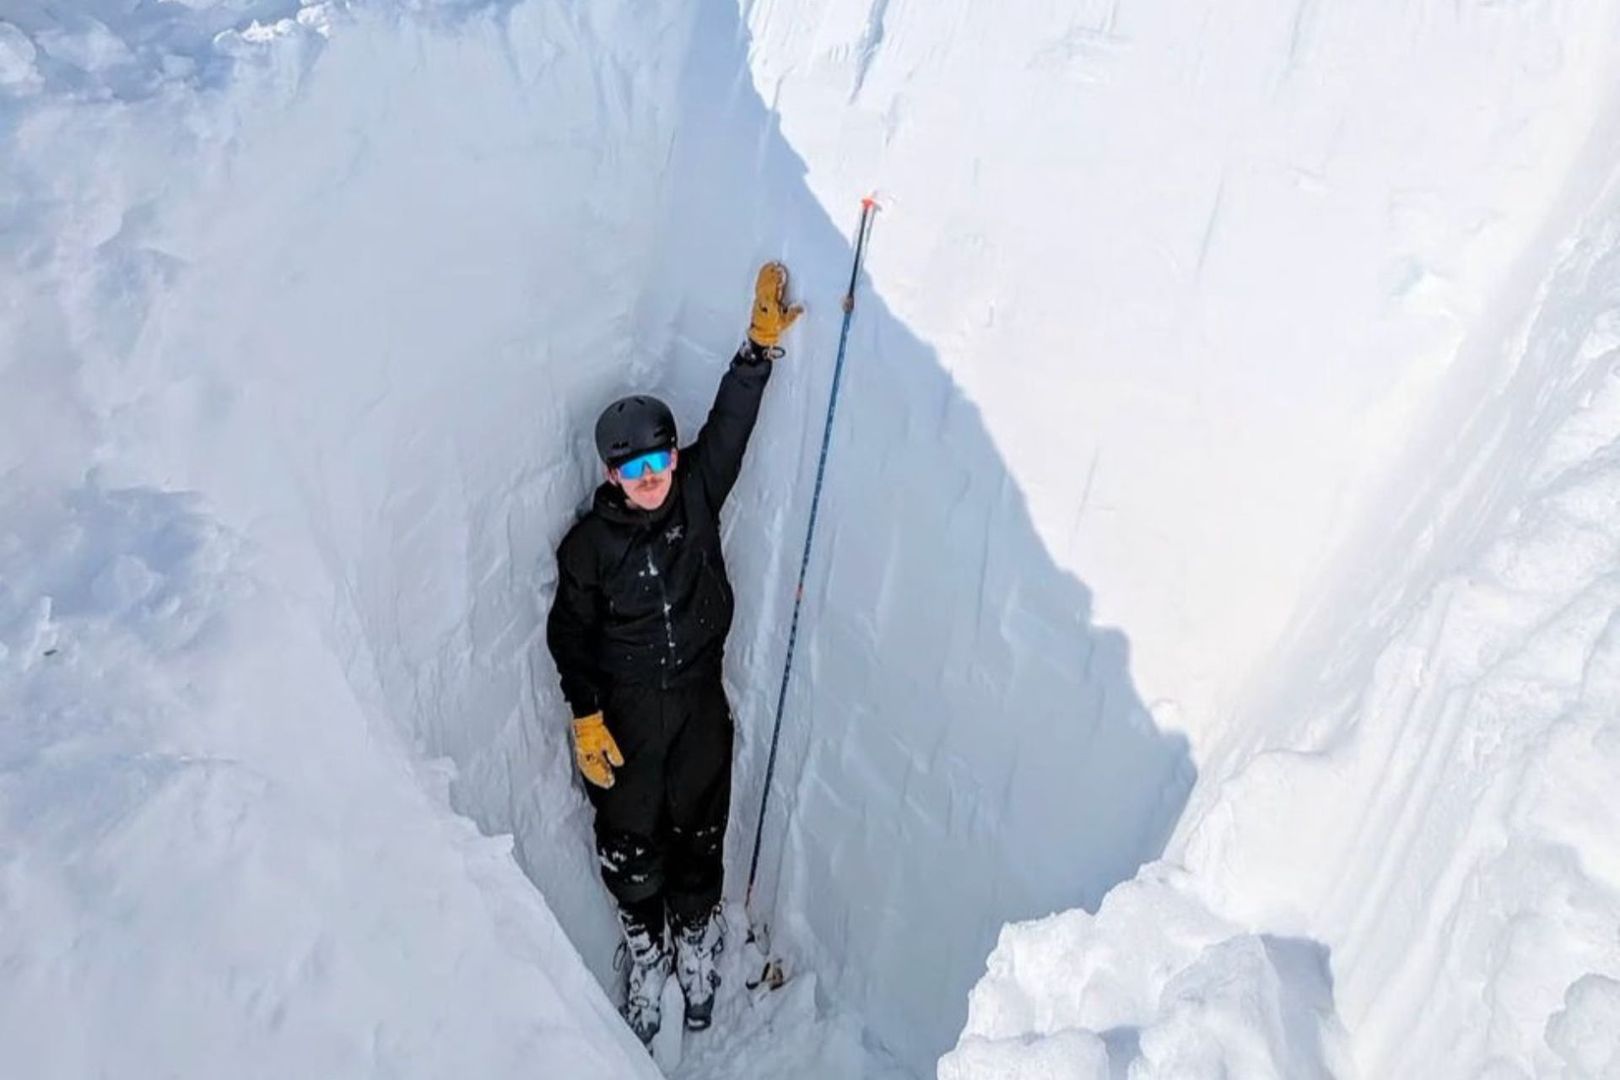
[{"left": 746, "top": 199, "right": 878, "bottom": 909}]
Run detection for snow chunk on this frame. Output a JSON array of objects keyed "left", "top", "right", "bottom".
[
  {"left": 1546, "top": 975, "right": 1620, "bottom": 1079},
  {"left": 941, "top": 870, "right": 1349, "bottom": 1078},
  {"left": 33, "top": 19, "right": 134, "bottom": 78},
  {"left": 0, "top": 21, "right": 42, "bottom": 94},
  {"left": 940, "top": 1030, "right": 1110, "bottom": 1080}
]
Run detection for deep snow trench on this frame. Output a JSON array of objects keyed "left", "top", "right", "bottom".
[
  {"left": 6, "top": 1, "right": 1620, "bottom": 1077},
  {"left": 269, "top": 4, "right": 1199, "bottom": 1070},
  {"left": 3, "top": 1, "right": 1193, "bottom": 1073}
]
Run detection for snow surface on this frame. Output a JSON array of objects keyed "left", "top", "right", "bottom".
[
  {"left": 5, "top": 0, "right": 1620, "bottom": 1077},
  {"left": 944, "top": 170, "right": 1620, "bottom": 1075}
]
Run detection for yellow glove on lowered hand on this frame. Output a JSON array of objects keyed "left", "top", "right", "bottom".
[
  {"left": 571, "top": 712, "right": 624, "bottom": 789},
  {"left": 747, "top": 261, "right": 804, "bottom": 348}
]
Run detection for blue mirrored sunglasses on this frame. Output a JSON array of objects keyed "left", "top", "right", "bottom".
[{"left": 617, "top": 449, "right": 673, "bottom": 480}]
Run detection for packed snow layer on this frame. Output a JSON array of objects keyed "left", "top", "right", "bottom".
[{"left": 944, "top": 90, "right": 1620, "bottom": 1080}]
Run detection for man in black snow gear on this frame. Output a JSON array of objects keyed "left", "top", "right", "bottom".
[{"left": 547, "top": 262, "right": 802, "bottom": 1043}]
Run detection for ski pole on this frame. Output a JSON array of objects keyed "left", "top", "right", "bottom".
[{"left": 745, "top": 196, "right": 880, "bottom": 928}]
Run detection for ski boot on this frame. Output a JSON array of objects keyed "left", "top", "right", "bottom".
[
  {"left": 614, "top": 908, "right": 671, "bottom": 1044},
  {"left": 672, "top": 904, "right": 725, "bottom": 1031}
]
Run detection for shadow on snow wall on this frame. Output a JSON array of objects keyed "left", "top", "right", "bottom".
[{"left": 548, "top": 5, "right": 1199, "bottom": 1070}]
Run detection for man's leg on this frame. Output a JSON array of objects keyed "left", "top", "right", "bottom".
[
  {"left": 664, "top": 678, "right": 734, "bottom": 1029},
  {"left": 586, "top": 686, "right": 674, "bottom": 1042},
  {"left": 609, "top": 893, "right": 668, "bottom": 1045}
]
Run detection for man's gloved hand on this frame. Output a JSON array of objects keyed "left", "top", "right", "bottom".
[
  {"left": 572, "top": 712, "right": 624, "bottom": 789},
  {"left": 747, "top": 261, "right": 804, "bottom": 349}
]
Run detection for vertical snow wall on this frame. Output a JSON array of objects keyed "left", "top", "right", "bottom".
[{"left": 0, "top": 3, "right": 669, "bottom": 1075}]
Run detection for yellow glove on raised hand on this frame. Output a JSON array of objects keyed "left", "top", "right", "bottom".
[
  {"left": 571, "top": 712, "right": 624, "bottom": 789},
  {"left": 747, "top": 261, "right": 804, "bottom": 348}
]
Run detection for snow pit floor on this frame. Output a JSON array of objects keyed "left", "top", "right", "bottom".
[{"left": 640, "top": 902, "right": 909, "bottom": 1079}]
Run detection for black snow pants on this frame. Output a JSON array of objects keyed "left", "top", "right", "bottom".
[{"left": 587, "top": 677, "right": 734, "bottom": 931}]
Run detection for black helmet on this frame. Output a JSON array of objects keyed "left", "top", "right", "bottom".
[{"left": 595, "top": 395, "right": 677, "bottom": 467}]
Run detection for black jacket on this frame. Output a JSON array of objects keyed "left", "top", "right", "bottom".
[{"left": 546, "top": 343, "right": 774, "bottom": 718}]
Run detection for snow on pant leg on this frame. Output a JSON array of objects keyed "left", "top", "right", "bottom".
[
  {"left": 663, "top": 678, "right": 734, "bottom": 926},
  {"left": 586, "top": 685, "right": 671, "bottom": 907},
  {"left": 616, "top": 892, "right": 666, "bottom": 947}
]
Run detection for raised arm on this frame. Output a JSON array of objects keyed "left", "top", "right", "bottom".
[
  {"left": 689, "top": 261, "right": 802, "bottom": 509},
  {"left": 689, "top": 342, "right": 774, "bottom": 507}
]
